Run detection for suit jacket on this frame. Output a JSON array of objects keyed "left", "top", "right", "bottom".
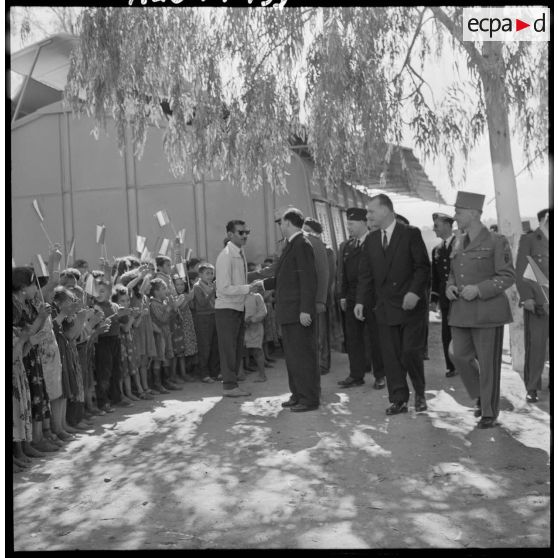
[
  {"left": 447, "top": 227, "right": 515, "bottom": 328},
  {"left": 515, "top": 227, "right": 549, "bottom": 307},
  {"left": 305, "top": 234, "right": 329, "bottom": 307},
  {"left": 339, "top": 237, "right": 372, "bottom": 305},
  {"left": 263, "top": 232, "right": 317, "bottom": 325},
  {"left": 431, "top": 236, "right": 456, "bottom": 309},
  {"left": 356, "top": 222, "right": 430, "bottom": 325}
]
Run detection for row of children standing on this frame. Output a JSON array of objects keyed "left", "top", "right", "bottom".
[{"left": 12, "top": 244, "right": 226, "bottom": 472}]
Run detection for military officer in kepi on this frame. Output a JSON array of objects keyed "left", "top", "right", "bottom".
[
  {"left": 446, "top": 191, "right": 515, "bottom": 429},
  {"left": 430, "top": 212, "right": 457, "bottom": 377},
  {"left": 515, "top": 208, "right": 550, "bottom": 403},
  {"left": 338, "top": 207, "right": 385, "bottom": 389}
]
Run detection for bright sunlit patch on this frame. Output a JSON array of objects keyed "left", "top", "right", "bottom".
[
  {"left": 297, "top": 521, "right": 369, "bottom": 548},
  {"left": 498, "top": 410, "right": 550, "bottom": 457},
  {"left": 410, "top": 512, "right": 462, "bottom": 547},
  {"left": 430, "top": 462, "right": 509, "bottom": 498},
  {"left": 326, "top": 393, "right": 351, "bottom": 415},
  {"left": 349, "top": 425, "right": 391, "bottom": 457},
  {"left": 240, "top": 394, "right": 288, "bottom": 418},
  {"left": 424, "top": 390, "right": 476, "bottom": 444}
]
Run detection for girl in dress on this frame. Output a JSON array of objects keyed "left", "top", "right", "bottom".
[
  {"left": 112, "top": 285, "right": 143, "bottom": 403},
  {"left": 13, "top": 325, "right": 33, "bottom": 471},
  {"left": 170, "top": 275, "right": 199, "bottom": 382},
  {"left": 12, "top": 267, "right": 58, "bottom": 457},
  {"left": 120, "top": 267, "right": 157, "bottom": 398}
]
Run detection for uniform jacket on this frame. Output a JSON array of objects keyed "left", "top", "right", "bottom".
[
  {"left": 447, "top": 226, "right": 515, "bottom": 328},
  {"left": 263, "top": 232, "right": 317, "bottom": 325},
  {"left": 515, "top": 227, "right": 549, "bottom": 307},
  {"left": 339, "top": 237, "right": 371, "bottom": 305},
  {"left": 356, "top": 222, "right": 430, "bottom": 325},
  {"left": 431, "top": 236, "right": 456, "bottom": 309}
]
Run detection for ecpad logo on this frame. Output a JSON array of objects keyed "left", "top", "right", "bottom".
[{"left": 463, "top": 7, "right": 550, "bottom": 42}]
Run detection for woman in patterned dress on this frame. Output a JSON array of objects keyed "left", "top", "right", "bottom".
[{"left": 12, "top": 267, "right": 59, "bottom": 457}]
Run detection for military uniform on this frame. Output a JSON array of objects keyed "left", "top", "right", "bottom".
[
  {"left": 431, "top": 235, "right": 456, "bottom": 372},
  {"left": 448, "top": 226, "right": 515, "bottom": 419},
  {"left": 515, "top": 227, "right": 549, "bottom": 392}
]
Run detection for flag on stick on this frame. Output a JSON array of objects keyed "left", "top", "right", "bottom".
[
  {"left": 525, "top": 256, "right": 549, "bottom": 288},
  {"left": 84, "top": 273, "right": 98, "bottom": 298},
  {"left": 176, "top": 262, "right": 186, "bottom": 279},
  {"left": 136, "top": 235, "right": 147, "bottom": 254},
  {"left": 66, "top": 238, "right": 75, "bottom": 267},
  {"left": 159, "top": 238, "right": 170, "bottom": 256},
  {"left": 155, "top": 210, "right": 170, "bottom": 227},
  {"left": 177, "top": 228, "right": 186, "bottom": 245},
  {"left": 32, "top": 199, "right": 44, "bottom": 222},
  {"left": 185, "top": 248, "right": 192, "bottom": 262},
  {"left": 141, "top": 246, "right": 151, "bottom": 262},
  {"left": 34, "top": 254, "right": 49, "bottom": 277},
  {"left": 96, "top": 225, "right": 106, "bottom": 245}
]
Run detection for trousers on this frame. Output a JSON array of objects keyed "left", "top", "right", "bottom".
[
  {"left": 451, "top": 326, "right": 504, "bottom": 418},
  {"left": 523, "top": 309, "right": 549, "bottom": 391},
  {"left": 215, "top": 308, "right": 245, "bottom": 390}
]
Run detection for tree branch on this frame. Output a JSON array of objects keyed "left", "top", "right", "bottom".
[
  {"left": 394, "top": 7, "right": 427, "bottom": 82},
  {"left": 429, "top": 7, "right": 490, "bottom": 74}
]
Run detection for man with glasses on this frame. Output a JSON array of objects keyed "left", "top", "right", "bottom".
[{"left": 215, "top": 220, "right": 262, "bottom": 397}]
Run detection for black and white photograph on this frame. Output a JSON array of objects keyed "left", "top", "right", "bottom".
[{"left": 7, "top": 3, "right": 551, "bottom": 551}]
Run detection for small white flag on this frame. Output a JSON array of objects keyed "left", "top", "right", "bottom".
[
  {"left": 84, "top": 273, "right": 98, "bottom": 297},
  {"left": 67, "top": 238, "right": 75, "bottom": 260},
  {"left": 525, "top": 255, "right": 549, "bottom": 288},
  {"left": 177, "top": 228, "right": 186, "bottom": 245},
  {"left": 32, "top": 199, "right": 44, "bottom": 222},
  {"left": 155, "top": 210, "right": 170, "bottom": 227},
  {"left": 159, "top": 238, "right": 170, "bottom": 256},
  {"left": 136, "top": 235, "right": 147, "bottom": 254},
  {"left": 35, "top": 254, "right": 49, "bottom": 277},
  {"left": 185, "top": 248, "right": 192, "bottom": 262},
  {"left": 96, "top": 225, "right": 106, "bottom": 245},
  {"left": 523, "top": 262, "right": 538, "bottom": 283},
  {"left": 176, "top": 262, "right": 186, "bottom": 279},
  {"left": 141, "top": 246, "right": 151, "bottom": 261}
]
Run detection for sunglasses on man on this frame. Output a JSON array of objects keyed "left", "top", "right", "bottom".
[{"left": 237, "top": 230, "right": 250, "bottom": 236}]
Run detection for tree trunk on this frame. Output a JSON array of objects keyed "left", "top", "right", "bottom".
[{"left": 479, "top": 41, "right": 524, "bottom": 372}]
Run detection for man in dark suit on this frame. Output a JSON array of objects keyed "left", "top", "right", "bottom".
[
  {"left": 338, "top": 207, "right": 385, "bottom": 389},
  {"left": 515, "top": 208, "right": 550, "bottom": 403},
  {"left": 264, "top": 209, "right": 319, "bottom": 412},
  {"left": 354, "top": 194, "right": 431, "bottom": 415},
  {"left": 430, "top": 212, "right": 457, "bottom": 377}
]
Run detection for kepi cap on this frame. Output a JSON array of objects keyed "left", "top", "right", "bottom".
[
  {"left": 454, "top": 191, "right": 485, "bottom": 211},
  {"left": 432, "top": 212, "right": 454, "bottom": 224},
  {"left": 346, "top": 207, "right": 367, "bottom": 221}
]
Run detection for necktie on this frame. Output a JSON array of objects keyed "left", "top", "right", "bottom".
[
  {"left": 355, "top": 239, "right": 360, "bottom": 249},
  {"left": 382, "top": 230, "right": 388, "bottom": 252}
]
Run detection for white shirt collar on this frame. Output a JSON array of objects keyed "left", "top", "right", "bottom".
[
  {"left": 288, "top": 230, "right": 303, "bottom": 243},
  {"left": 227, "top": 241, "right": 243, "bottom": 255},
  {"left": 358, "top": 231, "right": 369, "bottom": 245},
  {"left": 382, "top": 218, "right": 397, "bottom": 244},
  {"left": 443, "top": 234, "right": 455, "bottom": 247}
]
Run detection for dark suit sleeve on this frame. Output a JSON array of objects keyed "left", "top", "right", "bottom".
[
  {"left": 408, "top": 227, "right": 431, "bottom": 298},
  {"left": 355, "top": 235, "right": 374, "bottom": 306},
  {"left": 339, "top": 244, "right": 348, "bottom": 299},
  {"left": 515, "top": 234, "right": 536, "bottom": 303},
  {"left": 296, "top": 237, "right": 317, "bottom": 315},
  {"left": 430, "top": 247, "right": 439, "bottom": 305}
]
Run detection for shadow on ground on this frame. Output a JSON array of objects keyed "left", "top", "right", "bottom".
[{"left": 13, "top": 324, "right": 551, "bottom": 550}]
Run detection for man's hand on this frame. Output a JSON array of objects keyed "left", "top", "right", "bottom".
[
  {"left": 316, "top": 302, "right": 326, "bottom": 313},
  {"left": 249, "top": 280, "right": 264, "bottom": 293},
  {"left": 446, "top": 285, "right": 459, "bottom": 301},
  {"left": 354, "top": 303, "right": 365, "bottom": 321},
  {"left": 339, "top": 298, "right": 347, "bottom": 312},
  {"left": 49, "top": 243, "right": 63, "bottom": 265},
  {"left": 402, "top": 292, "right": 419, "bottom": 311},
  {"left": 300, "top": 312, "right": 312, "bottom": 327},
  {"left": 523, "top": 299, "right": 536, "bottom": 313},
  {"left": 460, "top": 285, "right": 480, "bottom": 301},
  {"left": 37, "top": 302, "right": 51, "bottom": 320}
]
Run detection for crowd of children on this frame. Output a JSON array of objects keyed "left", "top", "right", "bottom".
[{"left": 12, "top": 244, "right": 280, "bottom": 472}]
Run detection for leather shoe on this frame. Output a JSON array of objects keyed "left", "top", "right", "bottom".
[
  {"left": 281, "top": 398, "right": 298, "bottom": 408},
  {"left": 373, "top": 377, "right": 386, "bottom": 390},
  {"left": 477, "top": 416, "right": 497, "bottom": 429},
  {"left": 290, "top": 403, "right": 319, "bottom": 412},
  {"left": 415, "top": 395, "right": 427, "bottom": 412},
  {"left": 337, "top": 377, "right": 364, "bottom": 388},
  {"left": 474, "top": 397, "right": 482, "bottom": 417},
  {"left": 445, "top": 369, "right": 457, "bottom": 377},
  {"left": 386, "top": 402, "right": 408, "bottom": 415},
  {"left": 526, "top": 390, "right": 538, "bottom": 403},
  {"left": 223, "top": 387, "right": 251, "bottom": 397}
]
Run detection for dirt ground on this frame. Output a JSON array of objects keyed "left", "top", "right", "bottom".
[{"left": 12, "top": 322, "right": 550, "bottom": 550}]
